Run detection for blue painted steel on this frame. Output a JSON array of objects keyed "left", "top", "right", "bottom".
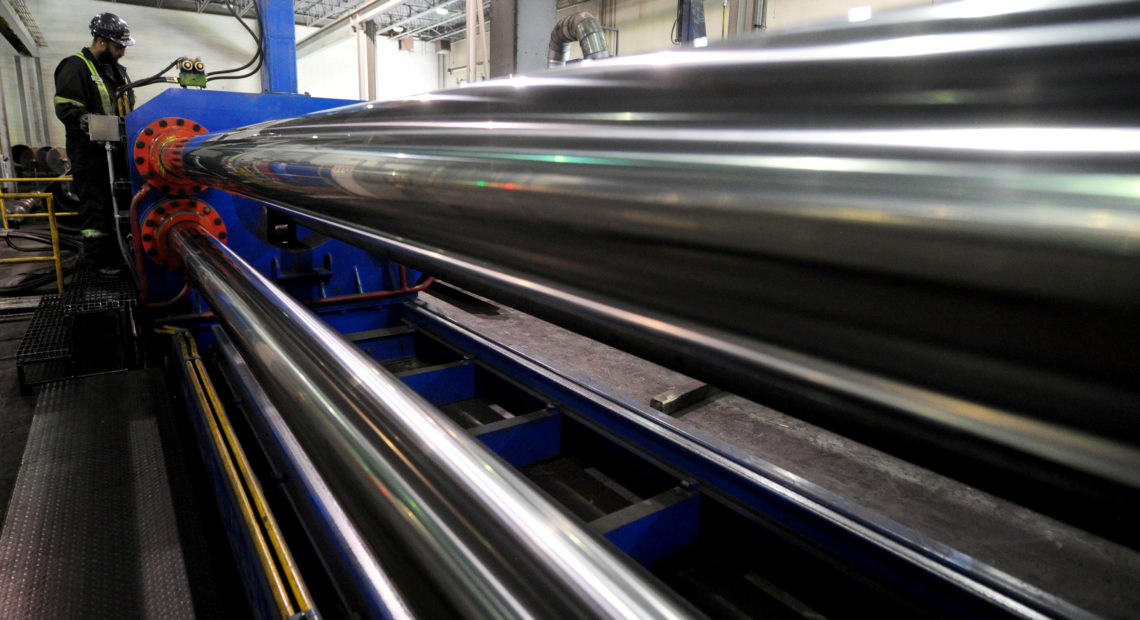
[
  {"left": 182, "top": 297, "right": 406, "bottom": 356},
  {"left": 126, "top": 89, "right": 418, "bottom": 313},
  {"left": 168, "top": 336, "right": 280, "bottom": 620},
  {"left": 473, "top": 411, "right": 563, "bottom": 468},
  {"left": 677, "top": 0, "right": 707, "bottom": 45},
  {"left": 314, "top": 300, "right": 407, "bottom": 335},
  {"left": 401, "top": 302, "right": 1053, "bottom": 618},
  {"left": 398, "top": 361, "right": 476, "bottom": 405},
  {"left": 258, "top": 0, "right": 298, "bottom": 93},
  {"left": 603, "top": 493, "right": 700, "bottom": 568},
  {"left": 357, "top": 334, "right": 415, "bottom": 362}
]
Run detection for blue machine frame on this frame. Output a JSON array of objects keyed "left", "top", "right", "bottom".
[
  {"left": 257, "top": 0, "right": 299, "bottom": 94},
  {"left": 126, "top": 89, "right": 414, "bottom": 316},
  {"left": 201, "top": 287, "right": 1071, "bottom": 618},
  {"left": 132, "top": 88, "right": 429, "bottom": 618}
]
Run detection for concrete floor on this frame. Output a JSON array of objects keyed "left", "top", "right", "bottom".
[{"left": 418, "top": 285, "right": 1140, "bottom": 618}]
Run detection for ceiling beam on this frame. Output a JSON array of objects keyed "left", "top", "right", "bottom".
[
  {"left": 379, "top": 0, "right": 460, "bottom": 35},
  {"left": 296, "top": 0, "right": 408, "bottom": 55},
  {"left": 0, "top": 0, "right": 39, "bottom": 56},
  {"left": 296, "top": 0, "right": 325, "bottom": 13},
  {"left": 400, "top": 9, "right": 464, "bottom": 39}
]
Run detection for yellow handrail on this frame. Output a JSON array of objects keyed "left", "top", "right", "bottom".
[{"left": 0, "top": 190, "right": 78, "bottom": 294}]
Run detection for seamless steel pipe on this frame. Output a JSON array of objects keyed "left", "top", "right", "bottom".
[
  {"left": 166, "top": 223, "right": 696, "bottom": 619},
  {"left": 173, "top": 0, "right": 1140, "bottom": 490}
]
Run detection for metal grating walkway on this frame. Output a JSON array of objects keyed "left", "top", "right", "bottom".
[
  {"left": 0, "top": 370, "right": 196, "bottom": 618},
  {"left": 15, "top": 267, "right": 136, "bottom": 390},
  {"left": 67, "top": 266, "right": 137, "bottom": 313},
  {"left": 13, "top": 295, "right": 70, "bottom": 387}
]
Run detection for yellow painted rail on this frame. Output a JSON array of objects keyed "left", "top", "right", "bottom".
[
  {"left": 0, "top": 186, "right": 78, "bottom": 294},
  {"left": 163, "top": 327, "right": 316, "bottom": 618}
]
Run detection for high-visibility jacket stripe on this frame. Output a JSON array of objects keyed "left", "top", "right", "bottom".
[{"left": 73, "top": 52, "right": 112, "bottom": 115}]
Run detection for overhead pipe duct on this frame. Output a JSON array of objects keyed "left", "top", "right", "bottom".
[
  {"left": 165, "top": 0, "right": 1140, "bottom": 492},
  {"left": 547, "top": 11, "right": 610, "bottom": 67},
  {"left": 163, "top": 224, "right": 696, "bottom": 619}
]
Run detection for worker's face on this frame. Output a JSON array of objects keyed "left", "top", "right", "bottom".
[{"left": 96, "top": 38, "right": 126, "bottom": 65}]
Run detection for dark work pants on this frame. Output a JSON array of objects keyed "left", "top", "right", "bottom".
[{"left": 71, "top": 148, "right": 119, "bottom": 267}]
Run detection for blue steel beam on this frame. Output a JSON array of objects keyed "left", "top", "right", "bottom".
[{"left": 258, "top": 0, "right": 299, "bottom": 93}]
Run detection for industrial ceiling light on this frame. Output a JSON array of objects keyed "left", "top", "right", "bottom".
[
  {"left": 436, "top": 7, "right": 449, "bottom": 15},
  {"left": 391, "top": 25, "right": 405, "bottom": 33},
  {"left": 848, "top": 6, "right": 872, "bottom": 22}
]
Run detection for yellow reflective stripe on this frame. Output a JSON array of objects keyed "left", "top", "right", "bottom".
[
  {"left": 54, "top": 95, "right": 85, "bottom": 108},
  {"left": 117, "top": 92, "right": 132, "bottom": 116},
  {"left": 73, "top": 52, "right": 112, "bottom": 114}
]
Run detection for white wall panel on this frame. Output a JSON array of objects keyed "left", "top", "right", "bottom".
[
  {"left": 296, "top": 32, "right": 441, "bottom": 102},
  {"left": 0, "top": 34, "right": 29, "bottom": 148},
  {"left": 766, "top": 0, "right": 932, "bottom": 30},
  {"left": 29, "top": 0, "right": 263, "bottom": 146},
  {"left": 21, "top": 0, "right": 440, "bottom": 147},
  {"left": 16, "top": 0, "right": 942, "bottom": 148}
]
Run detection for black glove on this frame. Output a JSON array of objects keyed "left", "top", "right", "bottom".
[{"left": 79, "top": 114, "right": 90, "bottom": 134}]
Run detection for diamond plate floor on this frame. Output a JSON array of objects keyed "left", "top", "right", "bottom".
[{"left": 0, "top": 369, "right": 196, "bottom": 618}]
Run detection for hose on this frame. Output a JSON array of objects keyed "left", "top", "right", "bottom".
[
  {"left": 115, "top": 57, "right": 188, "bottom": 99},
  {"left": 208, "top": 1, "right": 264, "bottom": 81}
]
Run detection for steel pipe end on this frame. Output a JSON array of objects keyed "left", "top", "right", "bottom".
[
  {"left": 134, "top": 116, "right": 209, "bottom": 197},
  {"left": 140, "top": 198, "right": 226, "bottom": 270}
]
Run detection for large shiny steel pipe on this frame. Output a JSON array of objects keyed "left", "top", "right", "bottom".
[
  {"left": 173, "top": 0, "right": 1140, "bottom": 487},
  {"left": 211, "top": 327, "right": 417, "bottom": 620},
  {"left": 165, "top": 223, "right": 696, "bottom": 619}
]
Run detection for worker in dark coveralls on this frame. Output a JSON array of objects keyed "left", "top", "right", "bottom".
[{"left": 53, "top": 13, "right": 136, "bottom": 275}]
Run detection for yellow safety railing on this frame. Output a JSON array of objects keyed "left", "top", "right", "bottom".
[{"left": 0, "top": 177, "right": 78, "bottom": 294}]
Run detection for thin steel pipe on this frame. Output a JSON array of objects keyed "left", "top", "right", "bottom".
[
  {"left": 212, "top": 326, "right": 417, "bottom": 619},
  {"left": 165, "top": 223, "right": 696, "bottom": 619}
]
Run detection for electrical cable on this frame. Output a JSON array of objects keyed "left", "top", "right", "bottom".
[
  {"left": 208, "top": 1, "right": 264, "bottom": 80},
  {"left": 6, "top": 235, "right": 54, "bottom": 253},
  {"left": 207, "top": 50, "right": 262, "bottom": 82},
  {"left": 115, "top": 57, "right": 189, "bottom": 99},
  {"left": 222, "top": 0, "right": 260, "bottom": 51},
  {"left": 0, "top": 258, "right": 79, "bottom": 295},
  {"left": 2, "top": 230, "right": 82, "bottom": 254}
]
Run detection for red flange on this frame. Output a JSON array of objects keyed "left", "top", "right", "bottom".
[
  {"left": 133, "top": 117, "right": 209, "bottom": 197},
  {"left": 140, "top": 198, "right": 227, "bottom": 269}
]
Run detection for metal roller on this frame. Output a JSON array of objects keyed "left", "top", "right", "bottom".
[
  {"left": 164, "top": 223, "right": 697, "bottom": 619},
  {"left": 166, "top": 0, "right": 1140, "bottom": 487}
]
